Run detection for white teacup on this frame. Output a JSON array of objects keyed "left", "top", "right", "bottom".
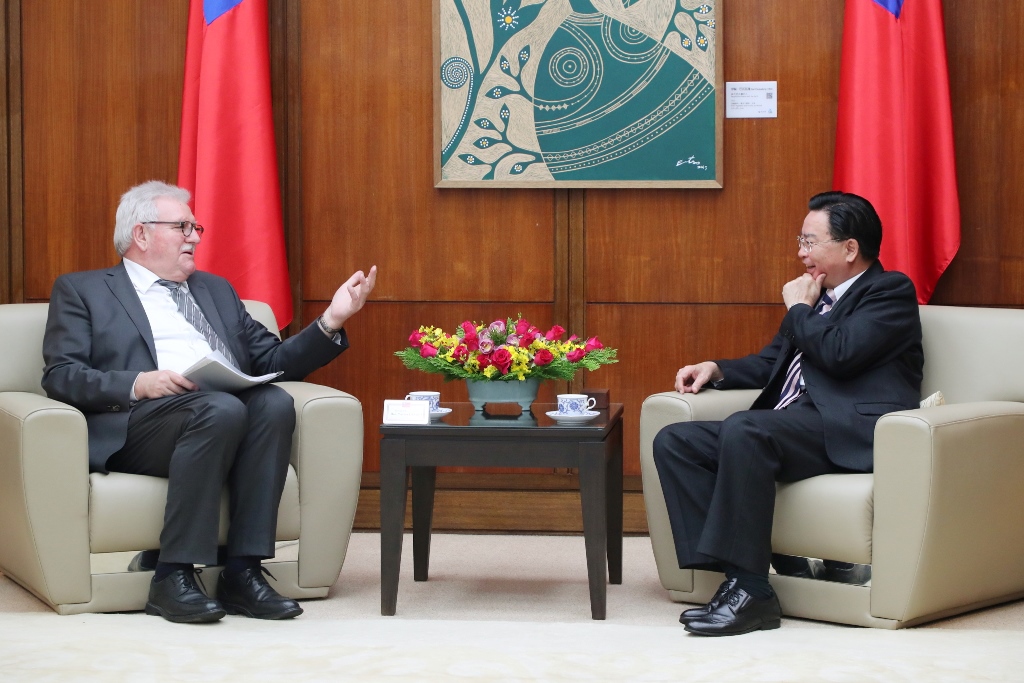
[
  {"left": 557, "top": 394, "right": 597, "bottom": 415},
  {"left": 405, "top": 391, "right": 441, "bottom": 412}
]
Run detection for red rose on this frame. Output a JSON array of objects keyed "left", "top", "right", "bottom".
[
  {"left": 533, "top": 348, "right": 554, "bottom": 366},
  {"left": 478, "top": 354, "right": 492, "bottom": 369},
  {"left": 519, "top": 334, "right": 533, "bottom": 348},
  {"left": 545, "top": 325, "right": 565, "bottom": 341},
  {"left": 409, "top": 331, "right": 426, "bottom": 347},
  {"left": 452, "top": 344, "right": 469, "bottom": 362},
  {"left": 419, "top": 344, "right": 438, "bottom": 358},
  {"left": 460, "top": 321, "right": 479, "bottom": 351},
  {"left": 566, "top": 348, "right": 585, "bottom": 363},
  {"left": 491, "top": 347, "right": 513, "bottom": 374},
  {"left": 584, "top": 336, "right": 604, "bottom": 352},
  {"left": 515, "top": 319, "right": 532, "bottom": 335}
]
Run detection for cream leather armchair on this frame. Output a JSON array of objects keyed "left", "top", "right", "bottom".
[
  {"left": 640, "top": 305, "right": 1024, "bottom": 628},
  {"left": 0, "top": 301, "right": 363, "bottom": 615}
]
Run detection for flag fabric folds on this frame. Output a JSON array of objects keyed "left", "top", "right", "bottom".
[
  {"left": 178, "top": 0, "right": 293, "bottom": 325},
  {"left": 833, "top": 0, "right": 960, "bottom": 304}
]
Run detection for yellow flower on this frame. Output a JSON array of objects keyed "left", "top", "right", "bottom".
[{"left": 483, "top": 365, "right": 498, "bottom": 378}]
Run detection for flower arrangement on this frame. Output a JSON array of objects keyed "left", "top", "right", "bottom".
[{"left": 396, "top": 316, "right": 617, "bottom": 382}]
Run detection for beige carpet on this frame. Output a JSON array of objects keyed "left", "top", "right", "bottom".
[{"left": 2, "top": 532, "right": 1023, "bottom": 681}]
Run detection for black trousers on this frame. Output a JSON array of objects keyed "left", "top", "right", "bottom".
[
  {"left": 107, "top": 385, "right": 295, "bottom": 566},
  {"left": 652, "top": 394, "right": 851, "bottom": 576}
]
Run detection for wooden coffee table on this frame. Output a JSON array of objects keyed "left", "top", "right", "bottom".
[{"left": 379, "top": 402, "right": 624, "bottom": 620}]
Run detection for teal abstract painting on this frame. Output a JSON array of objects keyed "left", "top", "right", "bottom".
[{"left": 435, "top": 0, "right": 722, "bottom": 187}]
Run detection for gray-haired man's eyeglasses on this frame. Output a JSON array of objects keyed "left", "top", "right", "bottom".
[{"left": 142, "top": 221, "right": 205, "bottom": 237}]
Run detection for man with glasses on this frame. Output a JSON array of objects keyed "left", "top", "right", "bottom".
[
  {"left": 652, "top": 191, "right": 923, "bottom": 636},
  {"left": 42, "top": 181, "right": 377, "bottom": 624}
]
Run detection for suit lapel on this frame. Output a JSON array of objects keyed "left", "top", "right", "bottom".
[
  {"left": 826, "top": 261, "right": 883, "bottom": 320},
  {"left": 105, "top": 262, "right": 158, "bottom": 366}
]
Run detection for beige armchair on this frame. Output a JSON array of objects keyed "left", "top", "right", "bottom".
[
  {"left": 640, "top": 305, "right": 1024, "bottom": 628},
  {"left": 0, "top": 301, "right": 363, "bottom": 615}
]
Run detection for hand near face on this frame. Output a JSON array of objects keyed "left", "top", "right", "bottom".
[
  {"left": 782, "top": 273, "right": 826, "bottom": 310},
  {"left": 134, "top": 370, "right": 197, "bottom": 399},
  {"left": 323, "top": 266, "right": 378, "bottom": 330},
  {"left": 675, "top": 361, "right": 723, "bottom": 394}
]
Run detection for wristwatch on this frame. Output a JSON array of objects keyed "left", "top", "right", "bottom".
[{"left": 317, "top": 314, "right": 342, "bottom": 335}]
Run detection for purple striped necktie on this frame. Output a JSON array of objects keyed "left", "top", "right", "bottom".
[{"left": 774, "top": 290, "right": 834, "bottom": 410}]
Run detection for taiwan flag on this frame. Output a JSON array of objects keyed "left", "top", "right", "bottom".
[
  {"left": 178, "top": 0, "right": 293, "bottom": 326},
  {"left": 833, "top": 0, "right": 960, "bottom": 304}
]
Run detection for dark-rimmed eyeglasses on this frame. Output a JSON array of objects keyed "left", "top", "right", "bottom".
[
  {"left": 142, "top": 221, "right": 205, "bottom": 237},
  {"left": 797, "top": 236, "right": 842, "bottom": 253}
]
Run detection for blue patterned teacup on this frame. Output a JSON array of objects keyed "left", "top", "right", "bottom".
[
  {"left": 405, "top": 391, "right": 440, "bottom": 412},
  {"left": 556, "top": 394, "right": 597, "bottom": 415}
]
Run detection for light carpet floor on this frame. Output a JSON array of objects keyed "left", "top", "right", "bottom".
[{"left": 2, "top": 532, "right": 1023, "bottom": 682}]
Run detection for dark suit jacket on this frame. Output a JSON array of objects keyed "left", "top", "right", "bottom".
[
  {"left": 713, "top": 261, "right": 923, "bottom": 471},
  {"left": 41, "top": 261, "right": 349, "bottom": 472}
]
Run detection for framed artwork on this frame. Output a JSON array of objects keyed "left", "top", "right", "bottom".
[{"left": 434, "top": 0, "right": 723, "bottom": 188}]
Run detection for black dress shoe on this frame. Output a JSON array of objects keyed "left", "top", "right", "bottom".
[
  {"left": 679, "top": 578, "right": 737, "bottom": 624},
  {"left": 144, "top": 568, "right": 226, "bottom": 623},
  {"left": 771, "top": 553, "right": 824, "bottom": 579},
  {"left": 823, "top": 561, "right": 872, "bottom": 585},
  {"left": 684, "top": 587, "right": 782, "bottom": 636},
  {"left": 217, "top": 566, "right": 303, "bottom": 620},
  {"left": 127, "top": 550, "right": 158, "bottom": 572}
]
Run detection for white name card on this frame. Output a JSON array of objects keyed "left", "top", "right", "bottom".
[
  {"left": 383, "top": 399, "right": 430, "bottom": 425},
  {"left": 726, "top": 81, "right": 778, "bottom": 119}
]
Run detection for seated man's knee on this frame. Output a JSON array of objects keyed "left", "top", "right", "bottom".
[
  {"left": 196, "top": 392, "right": 249, "bottom": 436},
  {"left": 246, "top": 385, "right": 296, "bottom": 431}
]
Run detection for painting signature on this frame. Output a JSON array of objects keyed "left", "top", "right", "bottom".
[{"left": 676, "top": 155, "right": 708, "bottom": 171}]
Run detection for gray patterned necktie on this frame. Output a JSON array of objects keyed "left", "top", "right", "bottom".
[{"left": 156, "top": 279, "right": 238, "bottom": 367}]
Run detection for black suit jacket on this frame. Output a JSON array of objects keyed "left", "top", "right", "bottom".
[
  {"left": 41, "top": 261, "right": 348, "bottom": 472},
  {"left": 714, "top": 261, "right": 923, "bottom": 471}
]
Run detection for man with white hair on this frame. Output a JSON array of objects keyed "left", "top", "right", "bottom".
[{"left": 42, "top": 181, "right": 376, "bottom": 623}]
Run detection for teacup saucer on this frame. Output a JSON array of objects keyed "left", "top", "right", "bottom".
[
  {"left": 545, "top": 410, "right": 599, "bottom": 425},
  {"left": 429, "top": 407, "right": 453, "bottom": 421}
]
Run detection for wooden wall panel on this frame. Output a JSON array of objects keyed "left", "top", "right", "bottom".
[
  {"left": 586, "top": 303, "right": 785, "bottom": 476},
  {"left": 302, "top": 301, "right": 567, "bottom": 473},
  {"left": 298, "top": 1, "right": 556, "bottom": 304},
  {"left": 20, "top": 0, "right": 187, "bottom": 299},
  {"left": 930, "top": 1, "right": 1024, "bottom": 306},
  {"left": 587, "top": 0, "right": 844, "bottom": 304}
]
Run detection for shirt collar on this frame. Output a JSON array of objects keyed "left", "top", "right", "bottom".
[
  {"left": 122, "top": 257, "right": 188, "bottom": 294},
  {"left": 829, "top": 267, "right": 867, "bottom": 303}
]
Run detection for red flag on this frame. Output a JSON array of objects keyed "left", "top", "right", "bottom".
[
  {"left": 178, "top": 0, "right": 292, "bottom": 325},
  {"left": 833, "top": 0, "right": 959, "bottom": 304}
]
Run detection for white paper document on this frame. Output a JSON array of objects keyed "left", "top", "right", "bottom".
[
  {"left": 182, "top": 351, "right": 282, "bottom": 393},
  {"left": 382, "top": 399, "right": 430, "bottom": 425},
  {"left": 726, "top": 81, "right": 778, "bottom": 118}
]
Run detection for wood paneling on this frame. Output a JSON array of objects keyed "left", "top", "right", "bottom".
[
  {"left": 20, "top": 0, "right": 187, "bottom": 300},
  {"left": 298, "top": 1, "right": 556, "bottom": 304},
  {"left": 585, "top": 303, "right": 785, "bottom": 476},
  {"left": 930, "top": 1, "right": 1024, "bottom": 306}
]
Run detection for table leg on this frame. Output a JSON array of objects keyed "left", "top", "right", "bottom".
[
  {"left": 607, "top": 421, "right": 624, "bottom": 585},
  {"left": 411, "top": 466, "right": 437, "bottom": 581},
  {"left": 579, "top": 441, "right": 608, "bottom": 620},
  {"left": 380, "top": 438, "right": 408, "bottom": 616}
]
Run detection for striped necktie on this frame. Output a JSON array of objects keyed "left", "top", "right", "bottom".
[
  {"left": 156, "top": 279, "right": 239, "bottom": 368},
  {"left": 774, "top": 290, "right": 834, "bottom": 410}
]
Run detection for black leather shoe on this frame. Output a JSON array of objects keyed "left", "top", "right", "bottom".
[
  {"left": 127, "top": 550, "right": 158, "bottom": 572},
  {"left": 771, "top": 553, "right": 824, "bottom": 579},
  {"left": 684, "top": 587, "right": 782, "bottom": 636},
  {"left": 679, "top": 578, "right": 737, "bottom": 624},
  {"left": 824, "top": 561, "right": 872, "bottom": 585},
  {"left": 144, "top": 568, "right": 225, "bottom": 623},
  {"left": 217, "top": 566, "right": 303, "bottom": 620}
]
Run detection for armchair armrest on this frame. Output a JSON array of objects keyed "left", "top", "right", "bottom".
[
  {"left": 639, "top": 389, "right": 759, "bottom": 591},
  {"left": 276, "top": 382, "right": 364, "bottom": 588},
  {"left": 0, "top": 392, "right": 91, "bottom": 607},
  {"left": 872, "top": 401, "right": 1024, "bottom": 624}
]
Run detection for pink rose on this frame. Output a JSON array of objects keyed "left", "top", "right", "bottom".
[
  {"left": 545, "top": 325, "right": 565, "bottom": 341},
  {"left": 452, "top": 344, "right": 469, "bottom": 362},
  {"left": 519, "top": 334, "right": 533, "bottom": 348},
  {"left": 419, "top": 344, "right": 438, "bottom": 358},
  {"left": 460, "top": 321, "right": 479, "bottom": 351},
  {"left": 568, "top": 334, "right": 579, "bottom": 342},
  {"left": 409, "top": 331, "right": 425, "bottom": 347},
  {"left": 478, "top": 354, "right": 492, "bottom": 370},
  {"left": 533, "top": 348, "right": 554, "bottom": 366},
  {"left": 491, "top": 347, "right": 513, "bottom": 375},
  {"left": 566, "top": 348, "right": 585, "bottom": 363},
  {"left": 515, "top": 319, "right": 532, "bottom": 336},
  {"left": 584, "top": 336, "right": 604, "bottom": 352}
]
